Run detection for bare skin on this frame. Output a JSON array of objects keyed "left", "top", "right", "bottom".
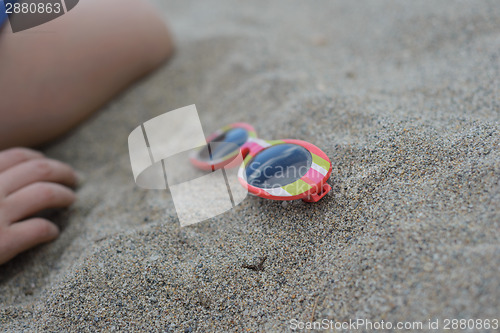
[
  {"left": 0, "top": 0, "right": 173, "bottom": 264},
  {"left": 0, "top": 148, "right": 77, "bottom": 264},
  {"left": 0, "top": 0, "right": 173, "bottom": 148}
]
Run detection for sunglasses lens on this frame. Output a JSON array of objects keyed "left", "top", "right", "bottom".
[
  {"left": 245, "top": 144, "right": 312, "bottom": 188},
  {"left": 198, "top": 127, "right": 249, "bottom": 161}
]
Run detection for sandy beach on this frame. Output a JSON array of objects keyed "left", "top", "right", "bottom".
[{"left": 1, "top": 0, "right": 499, "bottom": 331}]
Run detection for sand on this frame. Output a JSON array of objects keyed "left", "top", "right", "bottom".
[{"left": 1, "top": 0, "right": 499, "bottom": 331}]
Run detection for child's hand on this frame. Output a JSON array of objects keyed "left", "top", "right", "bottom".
[{"left": 0, "top": 148, "right": 77, "bottom": 264}]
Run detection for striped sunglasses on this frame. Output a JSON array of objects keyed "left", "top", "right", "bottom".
[{"left": 190, "top": 123, "right": 332, "bottom": 202}]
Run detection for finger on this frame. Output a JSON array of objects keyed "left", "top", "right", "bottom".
[
  {"left": 0, "top": 148, "right": 43, "bottom": 173},
  {"left": 0, "top": 218, "right": 59, "bottom": 263},
  {"left": 0, "top": 158, "right": 77, "bottom": 196},
  {"left": 3, "top": 182, "right": 76, "bottom": 222}
]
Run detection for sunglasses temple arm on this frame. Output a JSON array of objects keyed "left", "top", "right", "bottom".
[{"left": 302, "top": 183, "right": 332, "bottom": 203}]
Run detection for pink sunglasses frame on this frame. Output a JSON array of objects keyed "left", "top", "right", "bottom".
[{"left": 190, "top": 123, "right": 332, "bottom": 202}]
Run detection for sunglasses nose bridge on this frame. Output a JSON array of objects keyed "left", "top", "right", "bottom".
[
  {"left": 240, "top": 138, "right": 270, "bottom": 160},
  {"left": 240, "top": 144, "right": 251, "bottom": 159}
]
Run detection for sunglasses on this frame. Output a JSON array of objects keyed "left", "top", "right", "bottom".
[{"left": 190, "top": 123, "right": 332, "bottom": 202}]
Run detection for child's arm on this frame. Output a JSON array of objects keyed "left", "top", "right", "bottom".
[
  {"left": 0, "top": 0, "right": 173, "bottom": 149},
  {"left": 0, "top": 0, "right": 172, "bottom": 263}
]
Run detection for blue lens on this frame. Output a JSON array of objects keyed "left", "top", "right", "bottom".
[
  {"left": 245, "top": 144, "right": 312, "bottom": 189},
  {"left": 222, "top": 128, "right": 249, "bottom": 147},
  {"left": 198, "top": 127, "right": 249, "bottom": 161}
]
